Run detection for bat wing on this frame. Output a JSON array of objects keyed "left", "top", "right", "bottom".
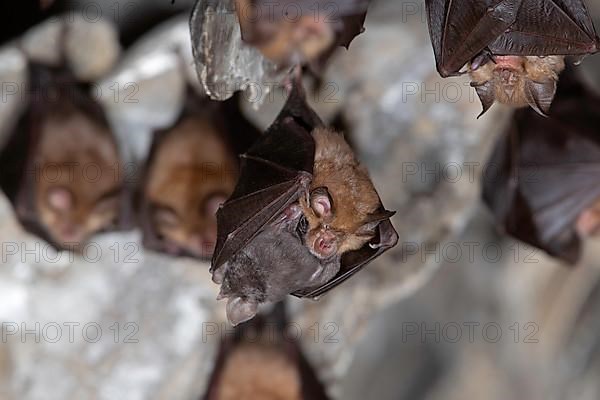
[
  {"left": 485, "top": 76, "right": 600, "bottom": 263},
  {"left": 211, "top": 84, "right": 321, "bottom": 271},
  {"left": 293, "top": 211, "right": 398, "bottom": 299},
  {"left": 426, "top": 0, "right": 522, "bottom": 76},
  {"left": 489, "top": 0, "right": 599, "bottom": 56}
]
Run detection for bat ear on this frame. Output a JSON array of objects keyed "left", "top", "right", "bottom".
[
  {"left": 472, "top": 81, "right": 495, "bottom": 118},
  {"left": 357, "top": 209, "right": 396, "bottom": 235},
  {"left": 524, "top": 79, "right": 557, "bottom": 117},
  {"left": 226, "top": 297, "right": 258, "bottom": 326}
]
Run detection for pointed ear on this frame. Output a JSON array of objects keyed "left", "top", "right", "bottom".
[
  {"left": 472, "top": 81, "right": 495, "bottom": 118},
  {"left": 226, "top": 297, "right": 257, "bottom": 326},
  {"left": 357, "top": 209, "right": 395, "bottom": 236},
  {"left": 524, "top": 79, "right": 557, "bottom": 117}
]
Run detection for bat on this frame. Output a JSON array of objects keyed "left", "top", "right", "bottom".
[
  {"left": 139, "top": 93, "right": 260, "bottom": 259},
  {"left": 203, "top": 302, "right": 330, "bottom": 400},
  {"left": 0, "top": 64, "right": 129, "bottom": 251},
  {"left": 299, "top": 127, "right": 395, "bottom": 260},
  {"left": 210, "top": 77, "right": 398, "bottom": 325},
  {"left": 425, "top": 0, "right": 599, "bottom": 116},
  {"left": 234, "top": 0, "right": 371, "bottom": 69},
  {"left": 214, "top": 204, "right": 341, "bottom": 325},
  {"left": 482, "top": 68, "right": 600, "bottom": 264}
]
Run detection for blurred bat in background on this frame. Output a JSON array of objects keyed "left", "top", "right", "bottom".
[
  {"left": 140, "top": 93, "right": 260, "bottom": 259},
  {"left": 482, "top": 68, "right": 600, "bottom": 264},
  {"left": 234, "top": 0, "right": 371, "bottom": 69},
  {"left": 210, "top": 78, "right": 398, "bottom": 325},
  {"left": 203, "top": 302, "right": 330, "bottom": 400},
  {"left": 425, "top": 0, "right": 599, "bottom": 116},
  {"left": 0, "top": 64, "right": 129, "bottom": 251}
]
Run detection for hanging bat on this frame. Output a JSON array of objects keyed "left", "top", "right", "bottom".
[
  {"left": 211, "top": 78, "right": 398, "bottom": 325},
  {"left": 234, "top": 0, "right": 371, "bottom": 69},
  {"left": 482, "top": 68, "right": 600, "bottom": 264},
  {"left": 203, "top": 302, "right": 330, "bottom": 400},
  {"left": 425, "top": 0, "right": 599, "bottom": 116},
  {"left": 0, "top": 64, "right": 129, "bottom": 251},
  {"left": 139, "top": 93, "right": 260, "bottom": 259}
]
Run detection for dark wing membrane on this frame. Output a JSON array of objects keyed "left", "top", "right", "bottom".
[
  {"left": 485, "top": 76, "right": 600, "bottom": 263},
  {"left": 211, "top": 84, "right": 318, "bottom": 271},
  {"left": 426, "top": 0, "right": 522, "bottom": 76},
  {"left": 481, "top": 118, "right": 520, "bottom": 227},
  {"left": 489, "top": 0, "right": 599, "bottom": 55},
  {"left": 293, "top": 216, "right": 398, "bottom": 299},
  {"left": 520, "top": 164, "right": 600, "bottom": 244},
  {"left": 211, "top": 121, "right": 314, "bottom": 271}
]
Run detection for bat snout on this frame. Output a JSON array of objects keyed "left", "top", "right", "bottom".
[{"left": 312, "top": 230, "right": 337, "bottom": 259}]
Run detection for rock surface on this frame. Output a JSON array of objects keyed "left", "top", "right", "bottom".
[{"left": 7, "top": 1, "right": 584, "bottom": 399}]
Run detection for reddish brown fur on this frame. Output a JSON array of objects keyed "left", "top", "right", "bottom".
[
  {"left": 145, "top": 116, "right": 238, "bottom": 257},
  {"left": 35, "top": 103, "right": 122, "bottom": 248},
  {"left": 469, "top": 56, "right": 565, "bottom": 107},
  {"left": 216, "top": 343, "right": 302, "bottom": 400},
  {"left": 300, "top": 127, "right": 380, "bottom": 257},
  {"left": 235, "top": 0, "right": 334, "bottom": 65}
]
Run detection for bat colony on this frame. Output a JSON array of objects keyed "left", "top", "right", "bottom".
[{"left": 2, "top": 0, "right": 600, "bottom": 327}]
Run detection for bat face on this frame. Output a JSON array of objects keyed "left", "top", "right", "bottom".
[
  {"left": 576, "top": 199, "right": 600, "bottom": 237},
  {"left": 469, "top": 56, "right": 565, "bottom": 116},
  {"left": 144, "top": 116, "right": 237, "bottom": 258},
  {"left": 215, "top": 343, "right": 303, "bottom": 400},
  {"left": 34, "top": 106, "right": 122, "bottom": 249},
  {"left": 299, "top": 128, "right": 388, "bottom": 259},
  {"left": 235, "top": 0, "right": 336, "bottom": 66}
]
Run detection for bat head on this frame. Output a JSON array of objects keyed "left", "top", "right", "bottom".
[
  {"left": 301, "top": 186, "right": 394, "bottom": 260},
  {"left": 235, "top": 0, "right": 336, "bottom": 66},
  {"left": 470, "top": 56, "right": 565, "bottom": 117},
  {"left": 35, "top": 106, "right": 123, "bottom": 250},
  {"left": 215, "top": 342, "right": 303, "bottom": 400},
  {"left": 144, "top": 116, "right": 238, "bottom": 259}
]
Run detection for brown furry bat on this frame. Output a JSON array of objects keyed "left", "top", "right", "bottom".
[
  {"left": 234, "top": 0, "right": 369, "bottom": 68},
  {"left": 299, "top": 127, "right": 391, "bottom": 260},
  {"left": 215, "top": 341, "right": 303, "bottom": 400},
  {"left": 469, "top": 55, "right": 565, "bottom": 116},
  {"left": 31, "top": 98, "right": 123, "bottom": 250},
  {"left": 144, "top": 115, "right": 238, "bottom": 259},
  {"left": 236, "top": 0, "right": 334, "bottom": 66}
]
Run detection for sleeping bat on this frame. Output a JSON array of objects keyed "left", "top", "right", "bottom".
[
  {"left": 425, "top": 0, "right": 599, "bottom": 116},
  {"left": 482, "top": 68, "right": 600, "bottom": 264},
  {"left": 234, "top": 0, "right": 371, "bottom": 69},
  {"left": 140, "top": 93, "right": 260, "bottom": 259},
  {"left": 211, "top": 77, "right": 398, "bottom": 325},
  {"left": 203, "top": 302, "right": 330, "bottom": 400},
  {"left": 0, "top": 65, "right": 128, "bottom": 251}
]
